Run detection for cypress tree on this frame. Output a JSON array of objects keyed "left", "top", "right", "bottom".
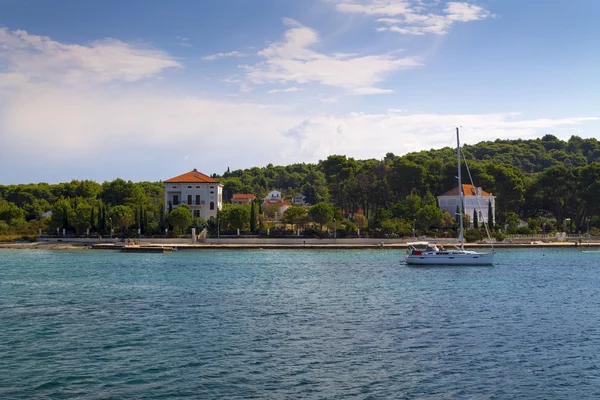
[
  {"left": 250, "top": 201, "right": 256, "bottom": 232},
  {"left": 473, "top": 208, "right": 479, "bottom": 229},
  {"left": 159, "top": 203, "right": 166, "bottom": 231},
  {"left": 134, "top": 206, "right": 140, "bottom": 231},
  {"left": 143, "top": 207, "right": 149, "bottom": 234},
  {"left": 90, "top": 206, "right": 95, "bottom": 232},
  {"left": 99, "top": 205, "right": 104, "bottom": 233},
  {"left": 455, "top": 205, "right": 460, "bottom": 224},
  {"left": 487, "top": 200, "right": 493, "bottom": 227}
]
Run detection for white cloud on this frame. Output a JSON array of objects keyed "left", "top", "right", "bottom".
[
  {"left": 0, "top": 27, "right": 181, "bottom": 85},
  {"left": 320, "top": 96, "right": 339, "bottom": 103},
  {"left": 202, "top": 51, "right": 247, "bottom": 61},
  {"left": 335, "top": 0, "right": 493, "bottom": 35},
  {"left": 268, "top": 87, "right": 301, "bottom": 94},
  {"left": 279, "top": 112, "right": 599, "bottom": 162},
  {"left": 176, "top": 36, "right": 192, "bottom": 47},
  {"left": 0, "top": 26, "right": 597, "bottom": 183},
  {"left": 244, "top": 22, "right": 421, "bottom": 94},
  {"left": 1, "top": 75, "right": 595, "bottom": 172}
]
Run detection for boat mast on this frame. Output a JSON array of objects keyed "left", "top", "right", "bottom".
[{"left": 457, "top": 127, "right": 464, "bottom": 250}]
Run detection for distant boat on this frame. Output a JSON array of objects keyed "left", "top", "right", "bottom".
[{"left": 405, "top": 128, "right": 494, "bottom": 266}]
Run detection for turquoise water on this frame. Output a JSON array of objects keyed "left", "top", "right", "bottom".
[{"left": 1, "top": 248, "right": 600, "bottom": 399}]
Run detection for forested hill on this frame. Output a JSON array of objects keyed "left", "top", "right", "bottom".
[{"left": 1, "top": 134, "right": 600, "bottom": 235}]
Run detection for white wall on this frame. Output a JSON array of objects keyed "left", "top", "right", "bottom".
[
  {"left": 438, "top": 195, "right": 495, "bottom": 225},
  {"left": 164, "top": 182, "right": 223, "bottom": 220}
]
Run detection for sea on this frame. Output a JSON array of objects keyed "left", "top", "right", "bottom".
[{"left": 1, "top": 248, "right": 600, "bottom": 399}]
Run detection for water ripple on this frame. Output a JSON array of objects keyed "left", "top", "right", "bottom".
[{"left": 1, "top": 248, "right": 600, "bottom": 398}]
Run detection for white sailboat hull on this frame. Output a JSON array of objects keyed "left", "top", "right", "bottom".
[{"left": 405, "top": 252, "right": 494, "bottom": 266}]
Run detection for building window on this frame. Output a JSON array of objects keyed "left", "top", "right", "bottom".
[
  {"left": 196, "top": 186, "right": 200, "bottom": 188},
  {"left": 210, "top": 201, "right": 215, "bottom": 210},
  {"left": 210, "top": 191, "right": 214, "bottom": 194},
  {"left": 172, "top": 186, "right": 177, "bottom": 188},
  {"left": 196, "top": 195, "right": 200, "bottom": 205},
  {"left": 194, "top": 210, "right": 200, "bottom": 218},
  {"left": 188, "top": 195, "right": 192, "bottom": 205},
  {"left": 173, "top": 195, "right": 179, "bottom": 205},
  {"left": 210, "top": 186, "right": 214, "bottom": 189},
  {"left": 188, "top": 186, "right": 192, "bottom": 188}
]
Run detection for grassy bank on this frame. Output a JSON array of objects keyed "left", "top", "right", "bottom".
[{"left": 0, "top": 234, "right": 38, "bottom": 243}]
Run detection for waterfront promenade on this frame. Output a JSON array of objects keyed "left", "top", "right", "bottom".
[{"left": 1, "top": 236, "right": 599, "bottom": 250}]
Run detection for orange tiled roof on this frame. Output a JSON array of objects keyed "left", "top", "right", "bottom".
[
  {"left": 164, "top": 169, "right": 219, "bottom": 183},
  {"left": 439, "top": 184, "right": 493, "bottom": 197},
  {"left": 232, "top": 194, "right": 256, "bottom": 199}
]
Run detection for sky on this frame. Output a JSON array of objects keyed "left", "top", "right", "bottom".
[{"left": 1, "top": 0, "right": 599, "bottom": 184}]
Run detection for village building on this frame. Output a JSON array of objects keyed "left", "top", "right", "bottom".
[
  {"left": 163, "top": 168, "right": 223, "bottom": 220},
  {"left": 262, "top": 190, "right": 291, "bottom": 219},
  {"left": 292, "top": 193, "right": 306, "bottom": 206},
  {"left": 231, "top": 194, "right": 256, "bottom": 204},
  {"left": 437, "top": 184, "right": 495, "bottom": 226}
]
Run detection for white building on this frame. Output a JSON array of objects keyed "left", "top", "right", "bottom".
[
  {"left": 163, "top": 169, "right": 223, "bottom": 220},
  {"left": 437, "top": 184, "right": 496, "bottom": 226},
  {"left": 262, "top": 190, "right": 291, "bottom": 219},
  {"left": 292, "top": 193, "right": 306, "bottom": 206},
  {"left": 265, "top": 190, "right": 282, "bottom": 200}
]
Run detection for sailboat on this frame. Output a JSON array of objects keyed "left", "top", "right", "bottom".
[{"left": 404, "top": 128, "right": 494, "bottom": 266}]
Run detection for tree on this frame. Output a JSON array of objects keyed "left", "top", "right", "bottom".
[
  {"left": 249, "top": 201, "right": 257, "bottom": 232},
  {"left": 487, "top": 200, "right": 494, "bottom": 227},
  {"left": 0, "top": 202, "right": 25, "bottom": 223},
  {"left": 90, "top": 206, "right": 96, "bottom": 232},
  {"left": 169, "top": 205, "right": 192, "bottom": 233},
  {"left": 283, "top": 206, "right": 308, "bottom": 230},
  {"left": 473, "top": 208, "right": 479, "bottom": 229},
  {"left": 192, "top": 217, "right": 207, "bottom": 231},
  {"left": 158, "top": 203, "right": 167, "bottom": 231},
  {"left": 308, "top": 202, "right": 334, "bottom": 230},
  {"left": 72, "top": 201, "right": 92, "bottom": 234},
  {"left": 227, "top": 205, "right": 250, "bottom": 231},
  {"left": 50, "top": 198, "right": 74, "bottom": 232},
  {"left": 415, "top": 205, "right": 444, "bottom": 231},
  {"left": 109, "top": 205, "right": 134, "bottom": 233},
  {"left": 353, "top": 214, "right": 368, "bottom": 231}
]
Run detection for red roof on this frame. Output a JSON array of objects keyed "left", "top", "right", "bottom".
[
  {"left": 164, "top": 169, "right": 219, "bottom": 184},
  {"left": 232, "top": 194, "right": 256, "bottom": 199},
  {"left": 439, "top": 184, "right": 493, "bottom": 197}
]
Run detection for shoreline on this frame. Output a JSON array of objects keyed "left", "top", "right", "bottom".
[{"left": 1, "top": 241, "right": 599, "bottom": 250}]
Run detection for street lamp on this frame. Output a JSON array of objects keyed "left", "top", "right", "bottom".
[
  {"left": 587, "top": 217, "right": 591, "bottom": 235},
  {"left": 334, "top": 218, "right": 337, "bottom": 240},
  {"left": 109, "top": 217, "right": 113, "bottom": 239}
]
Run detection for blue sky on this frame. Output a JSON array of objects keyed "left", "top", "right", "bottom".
[{"left": 0, "top": 0, "right": 598, "bottom": 184}]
